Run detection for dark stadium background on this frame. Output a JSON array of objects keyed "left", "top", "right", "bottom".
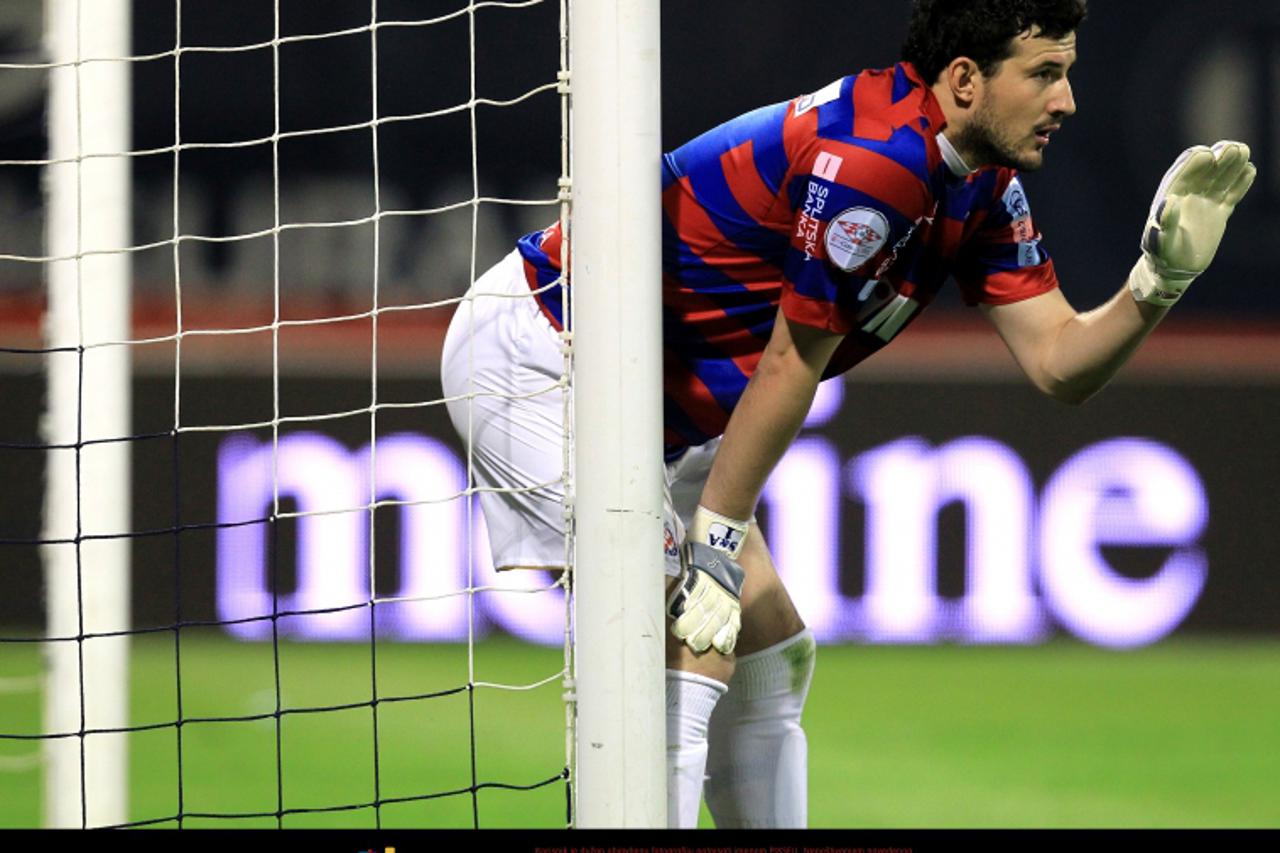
[
  {"left": 0, "top": 0, "right": 1275, "bottom": 312},
  {"left": 2, "top": 0, "right": 1279, "bottom": 831}
]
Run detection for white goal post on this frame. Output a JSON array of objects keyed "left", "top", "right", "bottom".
[
  {"left": 42, "top": 0, "right": 133, "bottom": 830},
  {"left": 568, "top": 0, "right": 666, "bottom": 829}
]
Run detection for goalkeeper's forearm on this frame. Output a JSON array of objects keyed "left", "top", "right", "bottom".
[
  {"left": 1034, "top": 284, "right": 1169, "bottom": 405},
  {"left": 699, "top": 311, "right": 843, "bottom": 521}
]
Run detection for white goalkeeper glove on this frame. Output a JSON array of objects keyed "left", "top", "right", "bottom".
[
  {"left": 667, "top": 542, "right": 745, "bottom": 655},
  {"left": 1129, "top": 140, "right": 1257, "bottom": 306},
  {"left": 666, "top": 506, "right": 750, "bottom": 655}
]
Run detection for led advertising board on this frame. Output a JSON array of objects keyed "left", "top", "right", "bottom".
[{"left": 3, "top": 373, "right": 1278, "bottom": 643}]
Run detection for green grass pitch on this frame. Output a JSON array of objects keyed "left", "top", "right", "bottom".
[{"left": 2, "top": 634, "right": 1278, "bottom": 828}]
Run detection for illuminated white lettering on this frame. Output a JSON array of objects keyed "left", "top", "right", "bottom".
[
  {"left": 848, "top": 437, "right": 1042, "bottom": 642},
  {"left": 804, "top": 380, "right": 845, "bottom": 428},
  {"left": 217, "top": 432, "right": 566, "bottom": 643},
  {"left": 849, "top": 437, "right": 938, "bottom": 640},
  {"left": 213, "top": 429, "right": 1208, "bottom": 649},
  {"left": 372, "top": 435, "right": 469, "bottom": 640},
  {"left": 1039, "top": 438, "right": 1208, "bottom": 648},
  {"left": 938, "top": 439, "right": 1043, "bottom": 642},
  {"left": 216, "top": 433, "right": 367, "bottom": 640}
]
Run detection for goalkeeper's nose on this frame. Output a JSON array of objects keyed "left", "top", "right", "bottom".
[{"left": 1049, "top": 78, "right": 1076, "bottom": 118}]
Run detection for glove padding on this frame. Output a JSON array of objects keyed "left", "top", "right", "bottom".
[
  {"left": 667, "top": 541, "right": 745, "bottom": 655},
  {"left": 1131, "top": 140, "right": 1257, "bottom": 306}
]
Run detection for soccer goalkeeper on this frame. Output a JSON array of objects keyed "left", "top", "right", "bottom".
[{"left": 441, "top": 0, "right": 1255, "bottom": 828}]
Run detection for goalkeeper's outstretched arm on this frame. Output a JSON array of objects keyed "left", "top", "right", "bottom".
[{"left": 983, "top": 140, "right": 1257, "bottom": 404}]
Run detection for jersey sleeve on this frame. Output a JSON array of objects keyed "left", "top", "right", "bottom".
[
  {"left": 952, "top": 173, "right": 1059, "bottom": 306},
  {"left": 779, "top": 144, "right": 933, "bottom": 335}
]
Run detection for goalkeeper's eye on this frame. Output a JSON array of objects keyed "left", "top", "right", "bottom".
[{"left": 1030, "top": 63, "right": 1066, "bottom": 84}]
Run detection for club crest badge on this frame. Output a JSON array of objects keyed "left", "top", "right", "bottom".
[{"left": 824, "top": 206, "right": 889, "bottom": 272}]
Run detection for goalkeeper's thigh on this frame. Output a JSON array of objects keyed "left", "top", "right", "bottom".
[{"left": 704, "top": 628, "right": 816, "bottom": 828}]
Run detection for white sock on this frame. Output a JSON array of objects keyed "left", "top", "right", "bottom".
[
  {"left": 666, "top": 669, "right": 727, "bottom": 829},
  {"left": 704, "top": 629, "right": 816, "bottom": 828}
]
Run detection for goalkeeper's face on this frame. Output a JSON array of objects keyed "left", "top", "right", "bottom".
[{"left": 964, "top": 29, "right": 1078, "bottom": 172}]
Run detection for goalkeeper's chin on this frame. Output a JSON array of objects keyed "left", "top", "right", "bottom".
[
  {"left": 998, "top": 134, "right": 1052, "bottom": 173},
  {"left": 1009, "top": 148, "right": 1047, "bottom": 173}
]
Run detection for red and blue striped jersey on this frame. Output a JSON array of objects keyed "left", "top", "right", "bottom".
[{"left": 517, "top": 62, "right": 1058, "bottom": 456}]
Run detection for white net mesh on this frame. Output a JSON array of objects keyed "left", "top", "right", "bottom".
[{"left": 0, "top": 0, "right": 574, "bottom": 828}]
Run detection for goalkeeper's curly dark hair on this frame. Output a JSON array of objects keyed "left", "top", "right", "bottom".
[{"left": 901, "top": 0, "right": 1088, "bottom": 84}]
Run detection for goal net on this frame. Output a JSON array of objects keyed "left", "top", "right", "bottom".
[{"left": 0, "top": 0, "right": 664, "bottom": 829}]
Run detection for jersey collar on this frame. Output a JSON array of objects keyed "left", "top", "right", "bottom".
[
  {"left": 900, "top": 62, "right": 974, "bottom": 182},
  {"left": 936, "top": 131, "right": 977, "bottom": 178},
  {"left": 901, "top": 61, "right": 948, "bottom": 133}
]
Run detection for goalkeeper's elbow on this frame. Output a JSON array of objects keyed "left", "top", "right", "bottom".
[
  {"left": 1050, "top": 383, "right": 1099, "bottom": 407},
  {"left": 1035, "top": 369, "right": 1104, "bottom": 407}
]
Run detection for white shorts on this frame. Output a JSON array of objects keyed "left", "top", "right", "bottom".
[{"left": 441, "top": 250, "right": 719, "bottom": 575}]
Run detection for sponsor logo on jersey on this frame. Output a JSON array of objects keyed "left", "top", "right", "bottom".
[
  {"left": 824, "top": 206, "right": 890, "bottom": 272},
  {"left": 1002, "top": 179, "right": 1037, "bottom": 244},
  {"left": 875, "top": 221, "right": 920, "bottom": 278},
  {"left": 1003, "top": 179, "right": 1031, "bottom": 220},
  {"left": 1018, "top": 240, "right": 1042, "bottom": 268},
  {"left": 796, "top": 180, "right": 830, "bottom": 260}
]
